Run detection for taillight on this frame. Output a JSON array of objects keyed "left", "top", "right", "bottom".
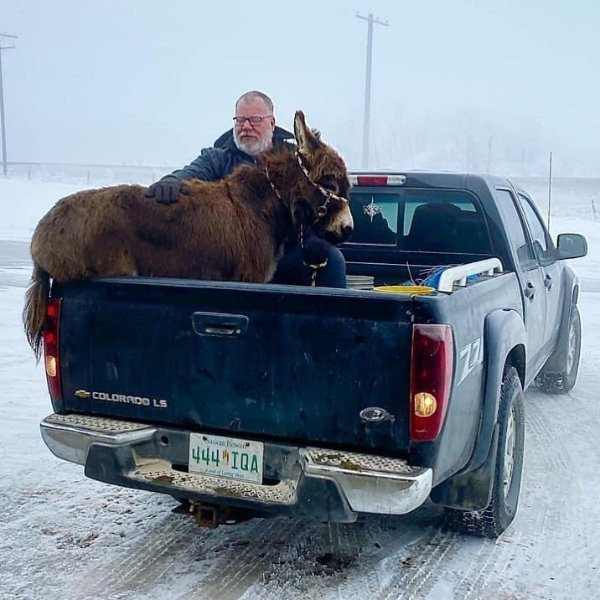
[
  {"left": 43, "top": 298, "right": 62, "bottom": 400},
  {"left": 410, "top": 324, "right": 453, "bottom": 442}
]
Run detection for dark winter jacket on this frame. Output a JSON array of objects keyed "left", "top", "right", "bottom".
[{"left": 171, "top": 126, "right": 295, "bottom": 181}]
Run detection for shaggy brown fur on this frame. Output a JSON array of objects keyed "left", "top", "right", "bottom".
[{"left": 24, "top": 111, "right": 353, "bottom": 358}]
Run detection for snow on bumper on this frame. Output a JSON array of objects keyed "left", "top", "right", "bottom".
[{"left": 40, "top": 413, "right": 432, "bottom": 519}]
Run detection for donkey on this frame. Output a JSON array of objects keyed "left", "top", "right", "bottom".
[{"left": 24, "top": 111, "right": 353, "bottom": 358}]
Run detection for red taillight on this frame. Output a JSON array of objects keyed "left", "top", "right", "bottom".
[
  {"left": 410, "top": 324, "right": 453, "bottom": 442},
  {"left": 357, "top": 175, "right": 389, "bottom": 186},
  {"left": 349, "top": 174, "right": 406, "bottom": 186},
  {"left": 43, "top": 298, "right": 62, "bottom": 400}
]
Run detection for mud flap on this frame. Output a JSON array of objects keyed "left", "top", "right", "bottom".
[{"left": 429, "top": 425, "right": 498, "bottom": 511}]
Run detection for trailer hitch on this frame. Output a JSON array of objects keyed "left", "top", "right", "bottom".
[{"left": 173, "top": 501, "right": 254, "bottom": 529}]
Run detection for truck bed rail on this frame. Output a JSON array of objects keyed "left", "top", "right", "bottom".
[{"left": 436, "top": 258, "right": 503, "bottom": 293}]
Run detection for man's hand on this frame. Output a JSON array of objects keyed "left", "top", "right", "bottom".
[{"left": 145, "top": 176, "right": 190, "bottom": 204}]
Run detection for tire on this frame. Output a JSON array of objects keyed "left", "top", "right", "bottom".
[
  {"left": 446, "top": 366, "right": 525, "bottom": 538},
  {"left": 536, "top": 304, "right": 582, "bottom": 394}
]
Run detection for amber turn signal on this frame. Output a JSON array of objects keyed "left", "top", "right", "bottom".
[
  {"left": 414, "top": 392, "right": 437, "bottom": 418},
  {"left": 45, "top": 355, "right": 57, "bottom": 378}
]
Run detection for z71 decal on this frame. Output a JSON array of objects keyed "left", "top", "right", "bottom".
[{"left": 457, "top": 337, "right": 484, "bottom": 385}]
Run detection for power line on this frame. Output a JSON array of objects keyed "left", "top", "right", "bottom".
[
  {"left": 0, "top": 33, "right": 17, "bottom": 177},
  {"left": 356, "top": 12, "right": 388, "bottom": 169}
]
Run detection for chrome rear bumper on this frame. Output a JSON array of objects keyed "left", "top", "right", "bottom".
[{"left": 41, "top": 413, "right": 432, "bottom": 520}]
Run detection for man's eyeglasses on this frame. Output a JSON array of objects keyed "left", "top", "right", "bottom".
[{"left": 233, "top": 115, "right": 272, "bottom": 126}]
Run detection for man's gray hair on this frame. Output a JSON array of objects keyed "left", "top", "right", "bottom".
[{"left": 235, "top": 90, "right": 274, "bottom": 115}]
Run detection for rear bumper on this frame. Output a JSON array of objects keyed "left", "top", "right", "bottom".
[{"left": 41, "top": 413, "right": 432, "bottom": 522}]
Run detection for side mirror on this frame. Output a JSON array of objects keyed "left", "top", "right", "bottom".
[{"left": 557, "top": 233, "right": 587, "bottom": 260}]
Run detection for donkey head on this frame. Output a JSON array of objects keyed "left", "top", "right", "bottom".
[{"left": 291, "top": 111, "right": 354, "bottom": 243}]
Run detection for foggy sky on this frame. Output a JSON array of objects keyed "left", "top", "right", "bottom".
[{"left": 2, "top": 0, "right": 599, "bottom": 176}]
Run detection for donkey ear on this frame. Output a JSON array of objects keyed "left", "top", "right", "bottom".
[{"left": 294, "top": 111, "right": 320, "bottom": 156}]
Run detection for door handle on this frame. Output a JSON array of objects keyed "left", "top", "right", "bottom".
[
  {"left": 524, "top": 282, "right": 535, "bottom": 300},
  {"left": 544, "top": 273, "right": 553, "bottom": 290},
  {"left": 192, "top": 312, "right": 249, "bottom": 338}
]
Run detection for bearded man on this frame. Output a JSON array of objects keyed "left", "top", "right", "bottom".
[{"left": 146, "top": 90, "right": 346, "bottom": 287}]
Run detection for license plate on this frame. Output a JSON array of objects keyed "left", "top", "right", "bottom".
[{"left": 188, "top": 433, "right": 264, "bottom": 484}]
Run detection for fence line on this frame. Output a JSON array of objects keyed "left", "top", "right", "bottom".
[{"left": 4, "top": 161, "right": 178, "bottom": 186}]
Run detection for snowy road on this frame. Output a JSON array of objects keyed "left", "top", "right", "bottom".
[{"left": 1, "top": 179, "right": 599, "bottom": 599}]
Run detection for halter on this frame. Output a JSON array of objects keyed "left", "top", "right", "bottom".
[
  {"left": 294, "top": 151, "right": 349, "bottom": 219},
  {"left": 264, "top": 151, "right": 349, "bottom": 222}
]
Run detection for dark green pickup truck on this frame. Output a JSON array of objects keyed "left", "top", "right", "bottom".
[{"left": 39, "top": 171, "right": 587, "bottom": 538}]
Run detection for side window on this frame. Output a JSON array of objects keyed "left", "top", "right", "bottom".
[
  {"left": 518, "top": 194, "right": 556, "bottom": 265},
  {"left": 348, "top": 193, "right": 398, "bottom": 245},
  {"left": 495, "top": 189, "right": 536, "bottom": 269}
]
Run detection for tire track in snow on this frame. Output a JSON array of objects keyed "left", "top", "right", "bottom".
[
  {"left": 236, "top": 507, "right": 448, "bottom": 600},
  {"left": 188, "top": 518, "right": 306, "bottom": 600},
  {"left": 451, "top": 387, "right": 583, "bottom": 600},
  {"left": 310, "top": 513, "right": 445, "bottom": 600},
  {"left": 458, "top": 388, "right": 577, "bottom": 599},
  {"left": 351, "top": 511, "right": 453, "bottom": 600},
  {"left": 74, "top": 511, "right": 194, "bottom": 599},
  {"left": 526, "top": 394, "right": 572, "bottom": 472},
  {"left": 338, "top": 517, "right": 386, "bottom": 598},
  {"left": 233, "top": 519, "right": 370, "bottom": 600},
  {"left": 417, "top": 388, "right": 562, "bottom": 600},
  {"left": 81, "top": 515, "right": 306, "bottom": 600},
  {"left": 320, "top": 520, "right": 384, "bottom": 598},
  {"left": 383, "top": 528, "right": 461, "bottom": 600},
  {"left": 453, "top": 532, "right": 525, "bottom": 600},
  {"left": 455, "top": 392, "right": 568, "bottom": 600},
  {"left": 523, "top": 387, "right": 600, "bottom": 595},
  {"left": 324, "top": 516, "right": 460, "bottom": 600},
  {"left": 319, "top": 518, "right": 392, "bottom": 599}
]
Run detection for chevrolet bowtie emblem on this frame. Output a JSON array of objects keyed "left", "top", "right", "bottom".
[
  {"left": 359, "top": 407, "right": 395, "bottom": 423},
  {"left": 75, "top": 390, "right": 91, "bottom": 398}
]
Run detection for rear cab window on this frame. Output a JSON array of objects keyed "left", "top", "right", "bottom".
[{"left": 348, "top": 188, "right": 492, "bottom": 254}]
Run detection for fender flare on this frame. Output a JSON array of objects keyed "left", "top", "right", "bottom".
[{"left": 472, "top": 308, "right": 526, "bottom": 467}]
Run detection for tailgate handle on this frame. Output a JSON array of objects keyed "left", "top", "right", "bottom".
[{"left": 192, "top": 312, "right": 249, "bottom": 338}]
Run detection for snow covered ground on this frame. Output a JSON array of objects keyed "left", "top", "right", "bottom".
[{"left": 1, "top": 176, "right": 599, "bottom": 600}]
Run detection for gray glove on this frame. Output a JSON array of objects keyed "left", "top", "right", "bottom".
[{"left": 145, "top": 176, "right": 190, "bottom": 204}]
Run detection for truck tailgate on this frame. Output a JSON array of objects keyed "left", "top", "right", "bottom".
[{"left": 57, "top": 278, "right": 413, "bottom": 454}]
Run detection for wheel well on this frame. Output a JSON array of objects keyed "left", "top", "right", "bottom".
[{"left": 505, "top": 345, "right": 525, "bottom": 389}]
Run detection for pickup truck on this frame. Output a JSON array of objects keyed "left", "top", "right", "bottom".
[{"left": 38, "top": 171, "right": 587, "bottom": 539}]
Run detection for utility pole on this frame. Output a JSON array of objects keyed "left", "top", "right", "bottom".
[
  {"left": 356, "top": 12, "right": 388, "bottom": 169},
  {"left": 0, "top": 33, "right": 17, "bottom": 177},
  {"left": 547, "top": 151, "right": 553, "bottom": 231}
]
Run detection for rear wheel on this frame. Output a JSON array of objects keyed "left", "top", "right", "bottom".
[
  {"left": 446, "top": 366, "right": 525, "bottom": 538},
  {"left": 536, "top": 304, "right": 581, "bottom": 393}
]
